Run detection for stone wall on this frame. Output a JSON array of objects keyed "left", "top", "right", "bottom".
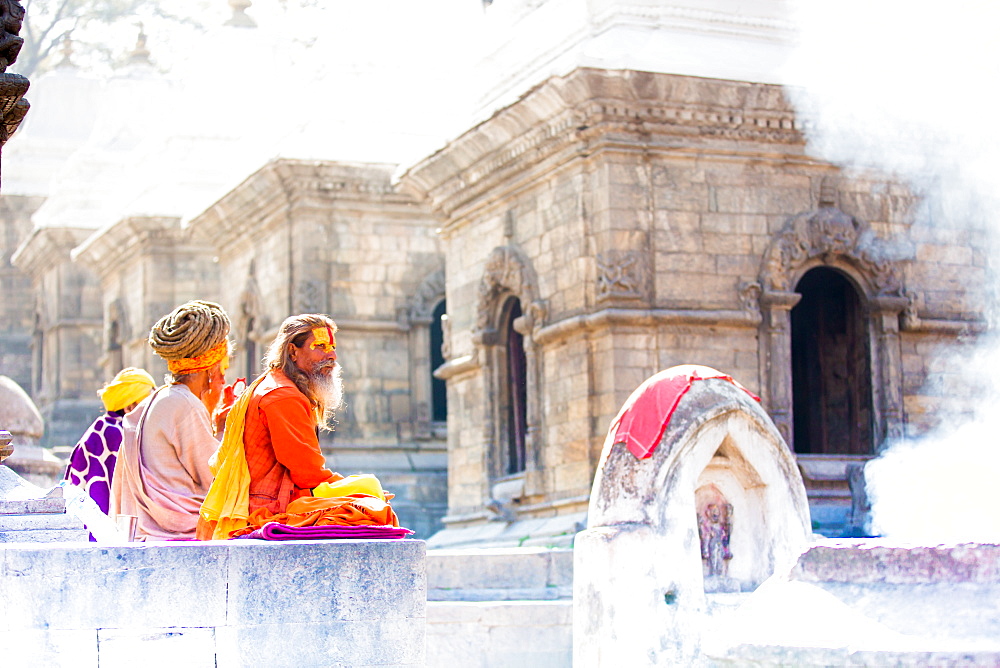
[
  {"left": 186, "top": 160, "right": 449, "bottom": 538},
  {"left": 400, "top": 68, "right": 987, "bottom": 540},
  {"left": 0, "top": 539, "right": 426, "bottom": 667},
  {"left": 0, "top": 195, "right": 43, "bottom": 393},
  {"left": 10, "top": 226, "right": 105, "bottom": 449},
  {"left": 73, "top": 215, "right": 222, "bottom": 385}
]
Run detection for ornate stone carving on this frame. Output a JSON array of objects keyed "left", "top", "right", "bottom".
[
  {"left": 0, "top": 0, "right": 28, "bottom": 148},
  {"left": 696, "top": 482, "right": 738, "bottom": 593},
  {"left": 0, "top": 0, "right": 24, "bottom": 72},
  {"left": 757, "top": 201, "right": 908, "bottom": 451},
  {"left": 760, "top": 205, "right": 903, "bottom": 297},
  {"left": 295, "top": 280, "right": 325, "bottom": 314},
  {"left": 474, "top": 245, "right": 542, "bottom": 337},
  {"left": 0, "top": 430, "right": 12, "bottom": 463},
  {"left": 440, "top": 313, "right": 451, "bottom": 360},
  {"left": 226, "top": 0, "right": 257, "bottom": 28},
  {"left": 596, "top": 250, "right": 647, "bottom": 303},
  {"left": 699, "top": 501, "right": 733, "bottom": 577},
  {"left": 409, "top": 268, "right": 446, "bottom": 323},
  {"left": 738, "top": 280, "right": 761, "bottom": 316},
  {"left": 238, "top": 263, "right": 265, "bottom": 331}
]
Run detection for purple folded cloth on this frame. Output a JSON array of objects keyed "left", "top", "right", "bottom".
[{"left": 236, "top": 522, "right": 414, "bottom": 541}]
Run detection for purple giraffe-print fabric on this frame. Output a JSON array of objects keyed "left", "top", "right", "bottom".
[{"left": 64, "top": 410, "right": 126, "bottom": 516}]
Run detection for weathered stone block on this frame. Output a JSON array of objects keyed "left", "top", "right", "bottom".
[
  {"left": 220, "top": 618, "right": 425, "bottom": 667},
  {"left": 98, "top": 627, "right": 217, "bottom": 668},
  {"left": 226, "top": 540, "right": 425, "bottom": 625},
  {"left": 1, "top": 629, "right": 98, "bottom": 668},
  {"left": 0, "top": 543, "right": 230, "bottom": 631}
]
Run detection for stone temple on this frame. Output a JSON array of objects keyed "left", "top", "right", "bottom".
[{"left": 0, "top": 1, "right": 997, "bottom": 665}]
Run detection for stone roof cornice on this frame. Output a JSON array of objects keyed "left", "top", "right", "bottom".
[
  {"left": 71, "top": 216, "right": 192, "bottom": 282},
  {"left": 10, "top": 226, "right": 92, "bottom": 279},
  {"left": 185, "top": 158, "right": 421, "bottom": 259},
  {"left": 398, "top": 68, "right": 807, "bottom": 224}
]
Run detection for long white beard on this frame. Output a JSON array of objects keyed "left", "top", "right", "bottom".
[{"left": 309, "top": 361, "right": 344, "bottom": 412}]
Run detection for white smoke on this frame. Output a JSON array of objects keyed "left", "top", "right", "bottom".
[
  {"left": 10, "top": 0, "right": 484, "bottom": 228},
  {"left": 785, "top": 1, "right": 1000, "bottom": 542}
]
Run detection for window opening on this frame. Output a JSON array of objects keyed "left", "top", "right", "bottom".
[
  {"left": 504, "top": 297, "right": 527, "bottom": 474},
  {"left": 430, "top": 300, "right": 448, "bottom": 422}
]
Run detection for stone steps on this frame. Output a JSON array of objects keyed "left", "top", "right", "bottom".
[{"left": 425, "top": 547, "right": 574, "bottom": 668}]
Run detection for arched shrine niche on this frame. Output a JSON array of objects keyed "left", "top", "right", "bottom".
[
  {"left": 237, "top": 262, "right": 266, "bottom": 379},
  {"left": 105, "top": 298, "right": 130, "bottom": 376},
  {"left": 473, "top": 246, "right": 547, "bottom": 501},
  {"left": 408, "top": 267, "right": 447, "bottom": 439},
  {"left": 756, "top": 185, "right": 907, "bottom": 455}
]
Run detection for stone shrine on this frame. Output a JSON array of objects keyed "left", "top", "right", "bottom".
[{"left": 573, "top": 369, "right": 811, "bottom": 665}]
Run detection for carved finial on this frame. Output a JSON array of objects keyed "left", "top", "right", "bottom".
[
  {"left": 0, "top": 0, "right": 25, "bottom": 72},
  {"left": 504, "top": 210, "right": 515, "bottom": 239},
  {"left": 0, "top": 430, "right": 13, "bottom": 463},
  {"left": 55, "top": 31, "right": 76, "bottom": 69},
  {"left": 226, "top": 0, "right": 257, "bottom": 28},
  {"left": 818, "top": 176, "right": 838, "bottom": 208},
  {"left": 127, "top": 23, "right": 152, "bottom": 66}
]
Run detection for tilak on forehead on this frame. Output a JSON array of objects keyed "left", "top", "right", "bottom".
[{"left": 310, "top": 325, "right": 336, "bottom": 351}]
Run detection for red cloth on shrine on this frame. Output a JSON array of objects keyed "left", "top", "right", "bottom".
[{"left": 609, "top": 365, "right": 760, "bottom": 459}]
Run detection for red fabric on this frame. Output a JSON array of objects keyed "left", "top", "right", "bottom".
[
  {"left": 243, "top": 370, "right": 340, "bottom": 514},
  {"left": 609, "top": 365, "right": 760, "bottom": 459}
]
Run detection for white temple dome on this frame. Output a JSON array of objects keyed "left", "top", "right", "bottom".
[{"left": 0, "top": 376, "right": 44, "bottom": 442}]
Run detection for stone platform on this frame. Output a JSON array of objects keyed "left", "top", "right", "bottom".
[
  {"left": 0, "top": 538, "right": 425, "bottom": 668},
  {"left": 706, "top": 540, "right": 1000, "bottom": 666}
]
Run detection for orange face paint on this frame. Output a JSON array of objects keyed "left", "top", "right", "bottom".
[{"left": 310, "top": 325, "right": 336, "bottom": 353}]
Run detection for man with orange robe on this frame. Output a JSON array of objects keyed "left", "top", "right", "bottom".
[
  {"left": 243, "top": 314, "right": 344, "bottom": 515},
  {"left": 199, "top": 314, "right": 348, "bottom": 539}
]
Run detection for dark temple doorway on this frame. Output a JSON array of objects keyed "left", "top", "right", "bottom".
[{"left": 791, "top": 267, "right": 874, "bottom": 455}]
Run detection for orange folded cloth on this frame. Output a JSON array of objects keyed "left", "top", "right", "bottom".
[{"left": 228, "top": 494, "right": 400, "bottom": 538}]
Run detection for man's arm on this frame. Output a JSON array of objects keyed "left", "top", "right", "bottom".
[
  {"left": 261, "top": 392, "right": 338, "bottom": 490},
  {"left": 173, "top": 395, "right": 224, "bottom": 492}
]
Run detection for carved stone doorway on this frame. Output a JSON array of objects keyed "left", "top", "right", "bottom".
[{"left": 791, "top": 267, "right": 874, "bottom": 456}]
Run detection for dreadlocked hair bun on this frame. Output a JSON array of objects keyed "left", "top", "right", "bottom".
[{"left": 148, "top": 300, "right": 231, "bottom": 360}]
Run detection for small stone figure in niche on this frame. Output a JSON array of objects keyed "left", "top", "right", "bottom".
[{"left": 698, "top": 501, "right": 733, "bottom": 577}]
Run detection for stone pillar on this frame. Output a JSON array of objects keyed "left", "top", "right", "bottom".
[
  {"left": 871, "top": 294, "right": 908, "bottom": 448},
  {"left": 760, "top": 290, "right": 801, "bottom": 446}
]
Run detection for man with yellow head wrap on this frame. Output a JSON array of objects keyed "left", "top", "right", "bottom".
[
  {"left": 111, "top": 300, "right": 235, "bottom": 540},
  {"left": 64, "top": 367, "right": 156, "bottom": 519}
]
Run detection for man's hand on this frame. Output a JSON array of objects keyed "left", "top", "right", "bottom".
[
  {"left": 223, "top": 378, "right": 247, "bottom": 407},
  {"left": 215, "top": 378, "right": 246, "bottom": 436}
]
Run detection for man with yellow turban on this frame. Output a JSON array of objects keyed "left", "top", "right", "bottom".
[
  {"left": 64, "top": 367, "right": 156, "bottom": 519},
  {"left": 111, "top": 300, "right": 234, "bottom": 540}
]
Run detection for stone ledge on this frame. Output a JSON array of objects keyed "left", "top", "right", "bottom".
[
  {"left": 0, "top": 539, "right": 426, "bottom": 666},
  {"left": 427, "top": 547, "right": 573, "bottom": 601},
  {"left": 792, "top": 541, "right": 1000, "bottom": 584},
  {"left": 427, "top": 600, "right": 572, "bottom": 626}
]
